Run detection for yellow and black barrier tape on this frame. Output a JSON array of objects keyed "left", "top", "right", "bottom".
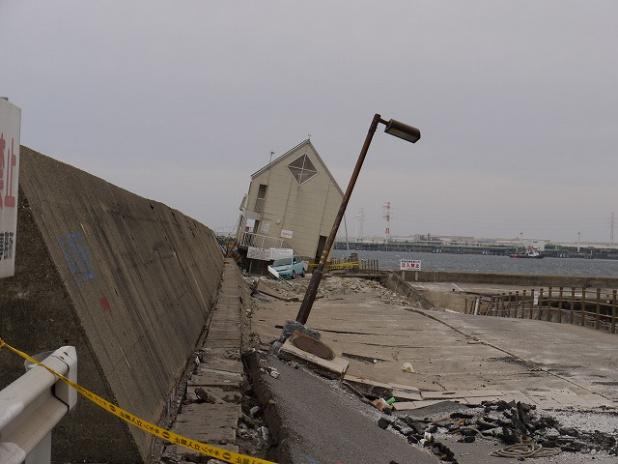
[
  {"left": 0, "top": 338, "right": 277, "bottom": 464},
  {"left": 308, "top": 261, "right": 361, "bottom": 269}
]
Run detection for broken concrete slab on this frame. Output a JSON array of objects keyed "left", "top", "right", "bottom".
[
  {"left": 203, "top": 328, "right": 241, "bottom": 346},
  {"left": 198, "top": 348, "right": 244, "bottom": 374},
  {"left": 393, "top": 400, "right": 467, "bottom": 418},
  {"left": 278, "top": 339, "right": 349, "bottom": 379},
  {"left": 421, "top": 389, "right": 504, "bottom": 400},
  {"left": 392, "top": 399, "right": 458, "bottom": 411},
  {"left": 342, "top": 374, "right": 393, "bottom": 398},
  {"left": 165, "top": 402, "right": 242, "bottom": 457},
  {"left": 391, "top": 383, "right": 423, "bottom": 401},
  {"left": 199, "top": 346, "right": 241, "bottom": 359},
  {"left": 186, "top": 386, "right": 244, "bottom": 405},
  {"left": 391, "top": 390, "right": 423, "bottom": 402},
  {"left": 188, "top": 367, "right": 244, "bottom": 390}
]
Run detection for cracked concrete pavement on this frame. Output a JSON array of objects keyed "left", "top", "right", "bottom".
[
  {"left": 247, "top": 274, "right": 618, "bottom": 463},
  {"left": 251, "top": 275, "right": 618, "bottom": 411}
]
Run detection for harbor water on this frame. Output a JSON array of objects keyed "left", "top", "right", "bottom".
[{"left": 332, "top": 250, "right": 618, "bottom": 277}]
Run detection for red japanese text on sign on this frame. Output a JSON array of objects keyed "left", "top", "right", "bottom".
[
  {"left": 0, "top": 98, "right": 21, "bottom": 279},
  {"left": 0, "top": 133, "right": 18, "bottom": 209},
  {"left": 400, "top": 259, "right": 421, "bottom": 271}
]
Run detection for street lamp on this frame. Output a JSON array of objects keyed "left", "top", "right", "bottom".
[{"left": 295, "top": 113, "right": 421, "bottom": 325}]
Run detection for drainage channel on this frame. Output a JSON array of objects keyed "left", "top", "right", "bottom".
[{"left": 149, "top": 262, "right": 275, "bottom": 464}]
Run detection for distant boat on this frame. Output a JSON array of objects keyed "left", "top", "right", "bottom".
[{"left": 509, "top": 248, "right": 544, "bottom": 259}]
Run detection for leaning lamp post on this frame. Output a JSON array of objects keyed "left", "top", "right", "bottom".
[{"left": 295, "top": 113, "right": 421, "bottom": 325}]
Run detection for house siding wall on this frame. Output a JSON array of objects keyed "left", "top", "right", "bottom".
[{"left": 244, "top": 142, "right": 342, "bottom": 260}]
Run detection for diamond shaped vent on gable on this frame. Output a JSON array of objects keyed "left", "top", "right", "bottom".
[{"left": 288, "top": 154, "right": 318, "bottom": 185}]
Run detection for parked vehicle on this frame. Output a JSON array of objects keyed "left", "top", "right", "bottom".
[{"left": 268, "top": 255, "right": 307, "bottom": 279}]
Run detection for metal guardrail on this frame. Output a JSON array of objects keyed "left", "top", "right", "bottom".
[{"left": 0, "top": 346, "right": 77, "bottom": 464}]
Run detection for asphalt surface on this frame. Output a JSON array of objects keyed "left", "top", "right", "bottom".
[{"left": 251, "top": 354, "right": 441, "bottom": 464}]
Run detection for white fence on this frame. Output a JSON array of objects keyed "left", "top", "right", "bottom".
[{"left": 0, "top": 346, "right": 77, "bottom": 464}]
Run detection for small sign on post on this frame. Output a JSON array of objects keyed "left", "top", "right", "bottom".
[
  {"left": 0, "top": 98, "right": 20, "bottom": 279},
  {"left": 400, "top": 259, "right": 421, "bottom": 281}
]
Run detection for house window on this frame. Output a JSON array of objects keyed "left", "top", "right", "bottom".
[
  {"left": 288, "top": 155, "right": 318, "bottom": 185},
  {"left": 254, "top": 184, "right": 267, "bottom": 213}
]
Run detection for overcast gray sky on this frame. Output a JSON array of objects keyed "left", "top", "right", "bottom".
[{"left": 3, "top": 1, "right": 617, "bottom": 243}]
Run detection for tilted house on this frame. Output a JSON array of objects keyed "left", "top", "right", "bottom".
[{"left": 236, "top": 139, "right": 343, "bottom": 272}]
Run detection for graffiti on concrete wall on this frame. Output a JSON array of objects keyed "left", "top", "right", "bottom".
[
  {"left": 57, "top": 232, "right": 95, "bottom": 283},
  {"left": 100, "top": 292, "right": 112, "bottom": 313}
]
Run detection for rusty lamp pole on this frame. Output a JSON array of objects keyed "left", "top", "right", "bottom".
[{"left": 295, "top": 114, "right": 421, "bottom": 325}]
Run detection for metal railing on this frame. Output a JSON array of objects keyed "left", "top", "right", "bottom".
[
  {"left": 467, "top": 287, "right": 618, "bottom": 334},
  {"left": 238, "top": 232, "right": 290, "bottom": 250},
  {"left": 0, "top": 346, "right": 77, "bottom": 464},
  {"left": 323, "top": 258, "right": 381, "bottom": 273}
]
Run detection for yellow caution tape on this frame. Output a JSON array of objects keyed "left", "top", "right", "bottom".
[
  {"left": 308, "top": 261, "right": 361, "bottom": 269},
  {"left": 0, "top": 338, "right": 277, "bottom": 464}
]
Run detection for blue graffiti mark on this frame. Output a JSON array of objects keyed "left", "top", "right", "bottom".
[
  {"left": 57, "top": 235, "right": 78, "bottom": 275},
  {"left": 57, "top": 231, "right": 95, "bottom": 283},
  {"left": 70, "top": 232, "right": 94, "bottom": 279}
]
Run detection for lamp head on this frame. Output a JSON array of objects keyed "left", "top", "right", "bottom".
[{"left": 384, "top": 119, "right": 421, "bottom": 143}]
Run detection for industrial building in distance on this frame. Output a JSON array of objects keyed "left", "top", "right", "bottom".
[{"left": 334, "top": 233, "right": 618, "bottom": 259}]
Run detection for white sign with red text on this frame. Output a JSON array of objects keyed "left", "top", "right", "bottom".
[
  {"left": 400, "top": 259, "right": 421, "bottom": 271},
  {"left": 247, "top": 246, "right": 271, "bottom": 261},
  {"left": 247, "top": 246, "right": 294, "bottom": 261},
  {"left": 0, "top": 98, "right": 20, "bottom": 278}
]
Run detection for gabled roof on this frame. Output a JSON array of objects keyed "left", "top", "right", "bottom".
[{"left": 251, "top": 139, "right": 344, "bottom": 196}]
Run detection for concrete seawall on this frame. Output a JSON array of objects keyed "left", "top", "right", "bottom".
[
  {"left": 0, "top": 147, "right": 224, "bottom": 463},
  {"left": 399, "top": 270, "right": 618, "bottom": 289}
]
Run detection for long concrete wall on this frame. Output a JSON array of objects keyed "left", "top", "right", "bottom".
[
  {"left": 401, "top": 270, "right": 618, "bottom": 289},
  {"left": 0, "top": 147, "right": 224, "bottom": 463}
]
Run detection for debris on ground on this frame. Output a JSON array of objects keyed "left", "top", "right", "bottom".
[
  {"left": 248, "top": 275, "right": 416, "bottom": 307},
  {"left": 248, "top": 273, "right": 618, "bottom": 463},
  {"left": 375, "top": 399, "right": 618, "bottom": 462},
  {"left": 401, "top": 362, "right": 415, "bottom": 373}
]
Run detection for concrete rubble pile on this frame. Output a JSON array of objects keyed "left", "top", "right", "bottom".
[
  {"left": 251, "top": 275, "right": 413, "bottom": 306},
  {"left": 158, "top": 346, "right": 272, "bottom": 464},
  {"left": 372, "top": 398, "right": 618, "bottom": 462}
]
